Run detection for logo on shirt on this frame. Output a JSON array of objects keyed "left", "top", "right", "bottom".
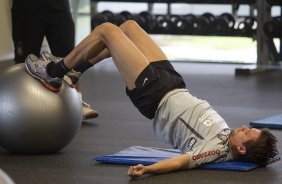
[
  {"left": 217, "top": 133, "right": 228, "bottom": 142},
  {"left": 199, "top": 114, "right": 215, "bottom": 127},
  {"left": 143, "top": 78, "right": 149, "bottom": 86},
  {"left": 192, "top": 149, "right": 221, "bottom": 160},
  {"left": 217, "top": 129, "right": 230, "bottom": 144},
  {"left": 187, "top": 137, "right": 197, "bottom": 150}
]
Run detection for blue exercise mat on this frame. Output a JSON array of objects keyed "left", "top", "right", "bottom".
[
  {"left": 95, "top": 146, "right": 261, "bottom": 171},
  {"left": 250, "top": 114, "right": 282, "bottom": 129}
]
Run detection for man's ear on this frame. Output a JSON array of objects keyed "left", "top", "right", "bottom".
[{"left": 236, "top": 146, "right": 246, "bottom": 155}]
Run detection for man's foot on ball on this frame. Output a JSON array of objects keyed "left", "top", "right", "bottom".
[
  {"left": 25, "top": 54, "right": 63, "bottom": 92},
  {"left": 41, "top": 51, "right": 63, "bottom": 63},
  {"left": 41, "top": 51, "right": 81, "bottom": 88},
  {"left": 63, "top": 69, "right": 82, "bottom": 87}
]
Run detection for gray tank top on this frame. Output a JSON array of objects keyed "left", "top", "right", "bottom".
[{"left": 153, "top": 89, "right": 233, "bottom": 168}]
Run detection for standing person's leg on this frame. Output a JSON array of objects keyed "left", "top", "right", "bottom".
[
  {"left": 45, "top": 0, "right": 75, "bottom": 57},
  {"left": 11, "top": 0, "right": 45, "bottom": 63}
]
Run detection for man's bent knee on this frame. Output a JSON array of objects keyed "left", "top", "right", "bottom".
[
  {"left": 120, "top": 20, "right": 140, "bottom": 33},
  {"left": 95, "top": 22, "right": 124, "bottom": 40}
]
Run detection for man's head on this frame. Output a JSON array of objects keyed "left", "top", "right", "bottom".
[{"left": 229, "top": 125, "right": 278, "bottom": 166}]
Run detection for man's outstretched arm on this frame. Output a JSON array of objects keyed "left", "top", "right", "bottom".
[{"left": 128, "top": 154, "right": 189, "bottom": 178}]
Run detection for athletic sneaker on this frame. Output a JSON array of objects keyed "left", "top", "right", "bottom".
[
  {"left": 63, "top": 69, "right": 82, "bottom": 87},
  {"left": 41, "top": 51, "right": 63, "bottom": 63},
  {"left": 25, "top": 54, "right": 63, "bottom": 92},
  {"left": 41, "top": 51, "right": 81, "bottom": 87},
  {"left": 41, "top": 51, "right": 98, "bottom": 118},
  {"left": 82, "top": 101, "right": 98, "bottom": 120}
]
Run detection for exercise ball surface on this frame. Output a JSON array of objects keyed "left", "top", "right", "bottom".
[
  {"left": 0, "top": 168, "right": 15, "bottom": 184},
  {"left": 0, "top": 64, "right": 82, "bottom": 153}
]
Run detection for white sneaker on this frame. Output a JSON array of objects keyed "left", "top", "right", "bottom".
[
  {"left": 25, "top": 54, "right": 63, "bottom": 92},
  {"left": 63, "top": 69, "right": 82, "bottom": 87},
  {"left": 82, "top": 101, "right": 98, "bottom": 120},
  {"left": 41, "top": 51, "right": 81, "bottom": 88}
]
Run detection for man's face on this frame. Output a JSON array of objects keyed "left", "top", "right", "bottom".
[{"left": 230, "top": 125, "right": 261, "bottom": 147}]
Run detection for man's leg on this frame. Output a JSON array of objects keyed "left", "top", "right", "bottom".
[
  {"left": 25, "top": 22, "right": 151, "bottom": 90},
  {"left": 119, "top": 20, "right": 168, "bottom": 63},
  {"left": 87, "top": 20, "right": 167, "bottom": 65},
  {"left": 25, "top": 21, "right": 109, "bottom": 92},
  {"left": 57, "top": 20, "right": 168, "bottom": 78},
  {"left": 66, "top": 22, "right": 151, "bottom": 90}
]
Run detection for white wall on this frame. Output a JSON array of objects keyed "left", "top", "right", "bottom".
[{"left": 0, "top": 0, "right": 13, "bottom": 61}]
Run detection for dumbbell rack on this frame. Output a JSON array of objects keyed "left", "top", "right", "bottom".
[
  {"left": 90, "top": 0, "right": 282, "bottom": 74},
  {"left": 236, "top": 0, "right": 282, "bottom": 74}
]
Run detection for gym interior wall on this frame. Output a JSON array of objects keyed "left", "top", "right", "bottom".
[{"left": 0, "top": 0, "right": 13, "bottom": 62}]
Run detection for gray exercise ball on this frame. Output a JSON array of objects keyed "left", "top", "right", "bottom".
[
  {"left": 0, "top": 168, "right": 15, "bottom": 184},
  {"left": 0, "top": 64, "right": 82, "bottom": 154}
]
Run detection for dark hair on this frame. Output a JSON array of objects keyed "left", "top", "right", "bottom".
[{"left": 234, "top": 128, "right": 278, "bottom": 167}]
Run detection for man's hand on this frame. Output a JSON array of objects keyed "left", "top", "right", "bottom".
[
  {"left": 128, "top": 164, "right": 145, "bottom": 178},
  {"left": 127, "top": 154, "right": 189, "bottom": 178}
]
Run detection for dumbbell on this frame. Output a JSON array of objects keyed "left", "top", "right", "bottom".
[
  {"left": 263, "top": 16, "right": 282, "bottom": 38},
  {"left": 133, "top": 11, "right": 156, "bottom": 32},
  {"left": 138, "top": 11, "right": 156, "bottom": 32},
  {"left": 238, "top": 16, "right": 256, "bottom": 36},
  {"left": 194, "top": 13, "right": 215, "bottom": 35},
  {"left": 91, "top": 13, "right": 106, "bottom": 30},
  {"left": 91, "top": 10, "right": 114, "bottom": 29},
  {"left": 221, "top": 13, "right": 235, "bottom": 28},
  {"left": 131, "top": 14, "right": 146, "bottom": 31},
  {"left": 155, "top": 15, "right": 171, "bottom": 33},
  {"left": 119, "top": 11, "right": 155, "bottom": 32},
  {"left": 202, "top": 13, "right": 216, "bottom": 24},
  {"left": 111, "top": 13, "right": 127, "bottom": 26},
  {"left": 156, "top": 14, "right": 187, "bottom": 34},
  {"left": 182, "top": 14, "right": 197, "bottom": 34},
  {"left": 101, "top": 10, "right": 114, "bottom": 21},
  {"left": 120, "top": 11, "right": 134, "bottom": 20},
  {"left": 213, "top": 13, "right": 235, "bottom": 34},
  {"left": 105, "top": 11, "right": 131, "bottom": 26},
  {"left": 169, "top": 15, "right": 183, "bottom": 33},
  {"left": 170, "top": 14, "right": 196, "bottom": 34}
]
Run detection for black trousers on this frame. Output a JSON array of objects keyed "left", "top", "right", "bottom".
[{"left": 11, "top": 0, "right": 75, "bottom": 63}]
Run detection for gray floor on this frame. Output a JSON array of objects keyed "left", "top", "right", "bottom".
[{"left": 0, "top": 60, "right": 282, "bottom": 184}]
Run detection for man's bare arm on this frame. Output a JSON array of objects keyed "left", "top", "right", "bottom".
[{"left": 128, "top": 154, "right": 189, "bottom": 178}]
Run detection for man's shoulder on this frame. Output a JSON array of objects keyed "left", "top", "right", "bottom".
[{"left": 186, "top": 139, "right": 233, "bottom": 169}]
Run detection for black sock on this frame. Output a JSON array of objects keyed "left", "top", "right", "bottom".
[
  {"left": 47, "top": 60, "right": 70, "bottom": 79},
  {"left": 73, "top": 61, "right": 93, "bottom": 73}
]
